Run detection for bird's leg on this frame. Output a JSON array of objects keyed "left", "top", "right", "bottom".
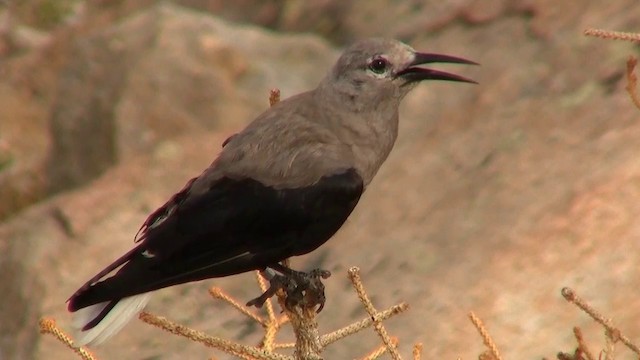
[{"left": 246, "top": 268, "right": 293, "bottom": 309}]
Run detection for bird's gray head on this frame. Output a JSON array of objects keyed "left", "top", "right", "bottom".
[{"left": 320, "top": 38, "right": 477, "bottom": 112}]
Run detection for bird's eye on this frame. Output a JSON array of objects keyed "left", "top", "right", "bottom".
[{"left": 368, "top": 58, "right": 388, "bottom": 74}]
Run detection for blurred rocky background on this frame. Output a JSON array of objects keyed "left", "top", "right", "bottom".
[{"left": 2, "top": 0, "right": 640, "bottom": 359}]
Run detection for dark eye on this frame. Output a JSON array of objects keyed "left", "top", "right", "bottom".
[{"left": 368, "top": 57, "right": 388, "bottom": 74}]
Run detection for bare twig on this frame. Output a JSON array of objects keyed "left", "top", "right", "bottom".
[
  {"left": 210, "top": 286, "right": 266, "bottom": 326},
  {"left": 360, "top": 337, "right": 399, "bottom": 360},
  {"left": 412, "top": 343, "right": 423, "bottom": 360},
  {"left": 139, "top": 311, "right": 292, "bottom": 360},
  {"left": 584, "top": 28, "right": 640, "bottom": 42},
  {"left": 583, "top": 29, "right": 640, "bottom": 111},
  {"left": 604, "top": 329, "right": 615, "bottom": 360},
  {"left": 573, "top": 327, "right": 596, "bottom": 360},
  {"left": 274, "top": 342, "right": 296, "bottom": 350},
  {"left": 38, "top": 318, "right": 97, "bottom": 360},
  {"left": 254, "top": 271, "right": 289, "bottom": 352},
  {"left": 469, "top": 312, "right": 503, "bottom": 360},
  {"left": 319, "top": 303, "right": 408, "bottom": 348},
  {"left": 269, "top": 88, "right": 281, "bottom": 106},
  {"left": 348, "top": 266, "right": 403, "bottom": 360},
  {"left": 561, "top": 287, "right": 640, "bottom": 355}
]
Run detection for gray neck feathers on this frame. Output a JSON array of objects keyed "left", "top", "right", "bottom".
[
  {"left": 198, "top": 78, "right": 401, "bottom": 192},
  {"left": 315, "top": 77, "right": 400, "bottom": 186}
]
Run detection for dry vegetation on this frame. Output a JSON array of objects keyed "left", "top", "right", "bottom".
[
  {"left": 40, "top": 30, "right": 640, "bottom": 359},
  {"left": 41, "top": 267, "right": 414, "bottom": 360}
]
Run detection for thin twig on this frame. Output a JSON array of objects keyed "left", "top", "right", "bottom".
[
  {"left": 38, "top": 318, "right": 98, "bottom": 360},
  {"left": 255, "top": 271, "right": 283, "bottom": 351},
  {"left": 348, "top": 267, "right": 403, "bottom": 360},
  {"left": 469, "top": 312, "right": 503, "bottom": 360},
  {"left": 269, "top": 88, "right": 281, "bottom": 106},
  {"left": 139, "top": 311, "right": 292, "bottom": 360},
  {"left": 412, "top": 343, "right": 423, "bottom": 360},
  {"left": 210, "top": 286, "right": 266, "bottom": 326},
  {"left": 319, "top": 303, "right": 408, "bottom": 347},
  {"left": 573, "top": 327, "right": 596, "bottom": 360},
  {"left": 256, "top": 272, "right": 278, "bottom": 327},
  {"left": 360, "top": 337, "right": 399, "bottom": 360},
  {"left": 584, "top": 28, "right": 640, "bottom": 42},
  {"left": 561, "top": 287, "right": 640, "bottom": 355},
  {"left": 604, "top": 330, "right": 615, "bottom": 360}
]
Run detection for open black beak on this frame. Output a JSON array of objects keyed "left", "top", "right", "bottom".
[{"left": 397, "top": 52, "right": 478, "bottom": 84}]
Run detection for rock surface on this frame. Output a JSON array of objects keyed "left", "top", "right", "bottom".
[
  {"left": 2, "top": 0, "right": 640, "bottom": 359},
  {"left": 46, "top": 3, "right": 336, "bottom": 192}
]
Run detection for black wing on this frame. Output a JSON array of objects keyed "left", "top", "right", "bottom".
[{"left": 68, "top": 168, "right": 363, "bottom": 311}]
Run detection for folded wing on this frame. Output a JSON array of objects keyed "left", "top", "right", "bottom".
[{"left": 68, "top": 168, "right": 364, "bottom": 312}]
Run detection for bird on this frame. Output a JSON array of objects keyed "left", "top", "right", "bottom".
[{"left": 67, "top": 37, "right": 477, "bottom": 347}]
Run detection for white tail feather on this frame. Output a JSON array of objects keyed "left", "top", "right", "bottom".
[{"left": 72, "top": 293, "right": 152, "bottom": 347}]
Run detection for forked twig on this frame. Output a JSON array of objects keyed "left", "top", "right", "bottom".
[
  {"left": 573, "top": 327, "right": 596, "bottom": 360},
  {"left": 319, "top": 303, "right": 408, "bottom": 348},
  {"left": 561, "top": 287, "right": 640, "bottom": 356},
  {"left": 348, "top": 267, "right": 403, "bottom": 360},
  {"left": 584, "top": 28, "right": 640, "bottom": 111}
]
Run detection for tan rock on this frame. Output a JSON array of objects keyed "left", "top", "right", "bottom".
[
  {"left": 2, "top": 1, "right": 640, "bottom": 359},
  {"left": 46, "top": 3, "right": 336, "bottom": 193}
]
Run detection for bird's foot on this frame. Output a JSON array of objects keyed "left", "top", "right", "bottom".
[
  {"left": 246, "top": 266, "right": 331, "bottom": 313},
  {"left": 283, "top": 268, "right": 331, "bottom": 313}
]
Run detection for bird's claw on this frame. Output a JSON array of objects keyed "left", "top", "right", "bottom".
[
  {"left": 303, "top": 269, "right": 330, "bottom": 313},
  {"left": 246, "top": 268, "right": 331, "bottom": 313}
]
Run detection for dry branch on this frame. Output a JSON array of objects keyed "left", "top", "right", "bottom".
[
  {"left": 469, "top": 311, "right": 503, "bottom": 360},
  {"left": 412, "top": 343, "right": 423, "bottom": 360},
  {"left": 584, "top": 28, "right": 640, "bottom": 42},
  {"left": 38, "top": 318, "right": 97, "bottom": 360},
  {"left": 42, "top": 266, "right": 412, "bottom": 360},
  {"left": 562, "top": 287, "right": 640, "bottom": 356},
  {"left": 572, "top": 327, "right": 596, "bottom": 360},
  {"left": 348, "top": 266, "right": 403, "bottom": 360},
  {"left": 319, "top": 303, "right": 408, "bottom": 348},
  {"left": 140, "top": 311, "right": 291, "bottom": 360}
]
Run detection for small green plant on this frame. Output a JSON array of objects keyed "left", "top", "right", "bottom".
[{"left": 13, "top": 0, "right": 76, "bottom": 30}]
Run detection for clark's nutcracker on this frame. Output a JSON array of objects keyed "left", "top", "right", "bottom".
[{"left": 67, "top": 38, "right": 477, "bottom": 346}]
